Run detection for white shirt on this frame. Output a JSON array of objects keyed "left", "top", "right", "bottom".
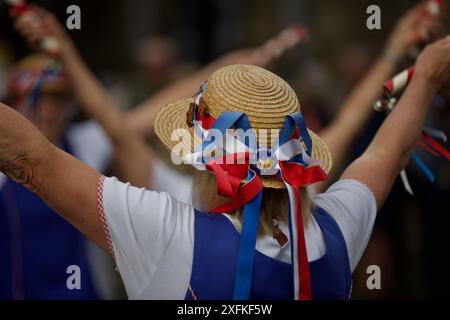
[{"left": 100, "top": 177, "right": 377, "bottom": 300}]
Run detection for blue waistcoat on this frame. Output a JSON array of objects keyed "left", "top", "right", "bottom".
[
  {"left": 0, "top": 137, "right": 98, "bottom": 300},
  {"left": 185, "top": 207, "right": 352, "bottom": 300}
]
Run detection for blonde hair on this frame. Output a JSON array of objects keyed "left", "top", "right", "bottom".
[{"left": 192, "top": 171, "right": 312, "bottom": 236}]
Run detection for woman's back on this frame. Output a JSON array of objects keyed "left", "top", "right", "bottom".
[{"left": 99, "top": 177, "right": 375, "bottom": 299}]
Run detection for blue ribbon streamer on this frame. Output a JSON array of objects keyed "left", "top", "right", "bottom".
[
  {"left": 195, "top": 111, "right": 255, "bottom": 163},
  {"left": 412, "top": 152, "right": 435, "bottom": 183},
  {"left": 232, "top": 169, "right": 263, "bottom": 300},
  {"left": 22, "top": 67, "right": 60, "bottom": 115},
  {"left": 278, "top": 113, "right": 312, "bottom": 156}
]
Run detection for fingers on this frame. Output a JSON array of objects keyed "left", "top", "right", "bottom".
[
  {"left": 29, "top": 4, "right": 58, "bottom": 27},
  {"left": 401, "top": 0, "right": 429, "bottom": 24},
  {"left": 411, "top": 1, "right": 445, "bottom": 37},
  {"left": 11, "top": 4, "right": 63, "bottom": 55},
  {"left": 417, "top": 19, "right": 445, "bottom": 41},
  {"left": 421, "top": 35, "right": 450, "bottom": 89},
  {"left": 14, "top": 13, "right": 47, "bottom": 43},
  {"left": 423, "top": 0, "right": 445, "bottom": 17}
]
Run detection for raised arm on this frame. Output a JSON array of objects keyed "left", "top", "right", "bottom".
[
  {"left": 61, "top": 43, "right": 153, "bottom": 188},
  {"left": 316, "top": 2, "right": 443, "bottom": 192},
  {"left": 341, "top": 36, "right": 450, "bottom": 208},
  {"left": 0, "top": 102, "right": 107, "bottom": 251},
  {"left": 126, "top": 26, "right": 307, "bottom": 137},
  {"left": 14, "top": 6, "right": 153, "bottom": 188}
]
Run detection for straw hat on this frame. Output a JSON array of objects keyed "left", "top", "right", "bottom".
[{"left": 155, "top": 64, "right": 332, "bottom": 188}]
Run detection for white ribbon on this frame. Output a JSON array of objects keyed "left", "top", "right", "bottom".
[
  {"left": 400, "top": 170, "right": 414, "bottom": 196},
  {"left": 184, "top": 129, "right": 323, "bottom": 173},
  {"left": 423, "top": 127, "right": 448, "bottom": 142}
]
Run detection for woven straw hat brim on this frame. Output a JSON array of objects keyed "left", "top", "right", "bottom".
[{"left": 154, "top": 97, "right": 332, "bottom": 189}]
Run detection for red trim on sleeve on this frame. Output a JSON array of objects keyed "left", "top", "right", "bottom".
[{"left": 97, "top": 175, "right": 115, "bottom": 258}]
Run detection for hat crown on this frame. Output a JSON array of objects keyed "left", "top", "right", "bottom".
[
  {"left": 202, "top": 64, "right": 301, "bottom": 131},
  {"left": 153, "top": 64, "right": 333, "bottom": 188}
]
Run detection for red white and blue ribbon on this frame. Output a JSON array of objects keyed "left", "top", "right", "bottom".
[
  {"left": 184, "top": 83, "right": 328, "bottom": 300},
  {"left": 373, "top": 66, "right": 450, "bottom": 194}
]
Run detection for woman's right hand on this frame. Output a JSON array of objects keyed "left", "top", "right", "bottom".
[{"left": 415, "top": 35, "right": 450, "bottom": 93}]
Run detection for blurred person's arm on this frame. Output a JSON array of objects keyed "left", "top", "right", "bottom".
[
  {"left": 14, "top": 6, "right": 152, "bottom": 188},
  {"left": 126, "top": 27, "right": 307, "bottom": 137},
  {"left": 341, "top": 37, "right": 450, "bottom": 208},
  {"left": 316, "top": 2, "right": 443, "bottom": 193}
]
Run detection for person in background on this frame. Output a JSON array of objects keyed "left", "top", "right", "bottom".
[{"left": 0, "top": 54, "right": 112, "bottom": 299}]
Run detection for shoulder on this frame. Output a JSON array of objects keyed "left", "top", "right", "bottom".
[
  {"left": 312, "top": 179, "right": 377, "bottom": 217},
  {"left": 312, "top": 179, "right": 377, "bottom": 272}
]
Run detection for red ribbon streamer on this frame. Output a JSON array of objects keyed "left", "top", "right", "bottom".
[
  {"left": 279, "top": 162, "right": 329, "bottom": 299},
  {"left": 417, "top": 140, "right": 441, "bottom": 157},
  {"left": 421, "top": 132, "right": 450, "bottom": 161},
  {"left": 196, "top": 108, "right": 216, "bottom": 130},
  {"left": 206, "top": 153, "right": 264, "bottom": 213}
]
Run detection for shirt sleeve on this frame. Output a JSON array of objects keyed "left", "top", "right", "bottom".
[
  {"left": 312, "top": 179, "right": 377, "bottom": 272},
  {"left": 99, "top": 176, "right": 195, "bottom": 299}
]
